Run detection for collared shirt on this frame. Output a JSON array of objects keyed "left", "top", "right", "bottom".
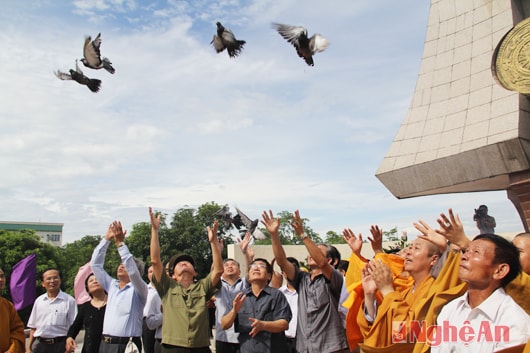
[
  {"left": 144, "top": 284, "right": 163, "bottom": 340},
  {"left": 152, "top": 271, "right": 220, "bottom": 348},
  {"left": 278, "top": 285, "right": 298, "bottom": 339},
  {"left": 91, "top": 239, "right": 148, "bottom": 337},
  {"left": 27, "top": 290, "right": 76, "bottom": 338},
  {"left": 432, "top": 287, "right": 530, "bottom": 353},
  {"left": 232, "top": 285, "right": 292, "bottom": 353},
  {"left": 216, "top": 276, "right": 247, "bottom": 344},
  {"left": 293, "top": 268, "right": 348, "bottom": 353}
]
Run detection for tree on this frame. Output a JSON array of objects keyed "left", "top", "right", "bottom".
[
  {"left": 325, "top": 230, "right": 346, "bottom": 244},
  {"left": 0, "top": 230, "right": 63, "bottom": 324}
]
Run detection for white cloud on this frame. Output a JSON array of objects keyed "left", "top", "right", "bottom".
[{"left": 0, "top": 1, "right": 524, "bottom": 244}]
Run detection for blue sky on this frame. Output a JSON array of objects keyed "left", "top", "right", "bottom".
[{"left": 0, "top": 0, "right": 524, "bottom": 244}]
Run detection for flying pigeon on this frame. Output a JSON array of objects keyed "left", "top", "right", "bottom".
[
  {"left": 214, "top": 205, "right": 233, "bottom": 228},
  {"left": 55, "top": 60, "right": 102, "bottom": 93},
  {"left": 211, "top": 22, "right": 246, "bottom": 58},
  {"left": 81, "top": 33, "right": 115, "bottom": 74},
  {"left": 232, "top": 207, "right": 267, "bottom": 240},
  {"left": 272, "top": 23, "right": 329, "bottom": 66}
]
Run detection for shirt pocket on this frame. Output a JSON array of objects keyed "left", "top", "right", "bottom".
[{"left": 52, "top": 311, "right": 68, "bottom": 326}]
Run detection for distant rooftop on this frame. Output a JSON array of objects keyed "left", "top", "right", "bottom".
[{"left": 0, "top": 221, "right": 63, "bottom": 232}]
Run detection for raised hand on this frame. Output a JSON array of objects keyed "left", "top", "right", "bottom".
[
  {"left": 106, "top": 220, "right": 126, "bottom": 244},
  {"left": 366, "top": 259, "right": 394, "bottom": 296},
  {"left": 261, "top": 210, "right": 280, "bottom": 236},
  {"left": 207, "top": 220, "right": 219, "bottom": 243},
  {"left": 290, "top": 210, "right": 304, "bottom": 237},
  {"left": 232, "top": 291, "right": 246, "bottom": 313},
  {"left": 361, "top": 264, "right": 378, "bottom": 296},
  {"left": 149, "top": 207, "right": 161, "bottom": 232},
  {"left": 414, "top": 220, "right": 447, "bottom": 253},
  {"left": 343, "top": 228, "right": 363, "bottom": 256},
  {"left": 238, "top": 232, "right": 252, "bottom": 254},
  {"left": 435, "top": 208, "right": 469, "bottom": 249},
  {"left": 369, "top": 225, "right": 383, "bottom": 254}
]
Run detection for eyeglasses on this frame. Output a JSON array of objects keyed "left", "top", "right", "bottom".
[{"left": 249, "top": 263, "right": 267, "bottom": 270}]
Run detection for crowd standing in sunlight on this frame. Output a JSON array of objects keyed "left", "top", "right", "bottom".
[{"left": 2, "top": 205, "right": 530, "bottom": 353}]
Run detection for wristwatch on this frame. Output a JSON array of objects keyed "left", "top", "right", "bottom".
[{"left": 300, "top": 233, "right": 309, "bottom": 241}]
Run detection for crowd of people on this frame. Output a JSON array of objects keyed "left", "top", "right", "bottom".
[{"left": 1, "top": 207, "right": 530, "bottom": 353}]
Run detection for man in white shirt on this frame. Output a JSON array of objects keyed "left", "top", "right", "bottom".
[
  {"left": 26, "top": 269, "right": 77, "bottom": 353},
  {"left": 432, "top": 233, "right": 530, "bottom": 352}
]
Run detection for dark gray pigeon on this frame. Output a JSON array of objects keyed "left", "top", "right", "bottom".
[
  {"left": 55, "top": 60, "right": 102, "bottom": 93},
  {"left": 81, "top": 33, "right": 115, "bottom": 74},
  {"left": 233, "top": 207, "right": 266, "bottom": 240},
  {"left": 272, "top": 23, "right": 329, "bottom": 66},
  {"left": 211, "top": 22, "right": 246, "bottom": 58}
]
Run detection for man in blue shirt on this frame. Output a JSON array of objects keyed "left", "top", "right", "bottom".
[{"left": 91, "top": 220, "right": 149, "bottom": 353}]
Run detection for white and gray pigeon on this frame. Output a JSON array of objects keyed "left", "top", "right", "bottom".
[
  {"left": 81, "top": 33, "right": 115, "bottom": 74},
  {"left": 211, "top": 22, "right": 246, "bottom": 58},
  {"left": 55, "top": 59, "right": 102, "bottom": 93},
  {"left": 272, "top": 23, "right": 329, "bottom": 66}
]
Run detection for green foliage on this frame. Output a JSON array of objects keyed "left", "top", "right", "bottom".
[
  {"left": 0, "top": 230, "right": 61, "bottom": 301},
  {"left": 325, "top": 230, "right": 345, "bottom": 244}
]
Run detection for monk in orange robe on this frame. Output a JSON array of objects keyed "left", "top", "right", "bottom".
[{"left": 355, "top": 210, "right": 467, "bottom": 353}]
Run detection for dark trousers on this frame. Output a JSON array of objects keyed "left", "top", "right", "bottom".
[
  {"left": 161, "top": 344, "right": 211, "bottom": 353},
  {"left": 32, "top": 338, "right": 67, "bottom": 353},
  {"left": 99, "top": 337, "right": 143, "bottom": 353},
  {"left": 142, "top": 318, "right": 156, "bottom": 353},
  {"left": 285, "top": 337, "right": 297, "bottom": 353},
  {"left": 215, "top": 341, "right": 240, "bottom": 353}
]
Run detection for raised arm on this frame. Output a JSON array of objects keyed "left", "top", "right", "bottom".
[
  {"left": 114, "top": 221, "right": 148, "bottom": 301},
  {"left": 90, "top": 223, "right": 115, "bottom": 291},
  {"left": 262, "top": 210, "right": 295, "bottom": 282},
  {"left": 208, "top": 220, "right": 224, "bottom": 287},
  {"left": 292, "top": 210, "right": 333, "bottom": 280},
  {"left": 149, "top": 207, "right": 164, "bottom": 282}
]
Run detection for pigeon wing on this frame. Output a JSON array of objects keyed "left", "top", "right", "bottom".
[
  {"left": 235, "top": 207, "right": 259, "bottom": 234},
  {"left": 211, "top": 34, "right": 226, "bottom": 53},
  {"left": 83, "top": 34, "right": 102, "bottom": 67},
  {"left": 309, "top": 34, "right": 329, "bottom": 54},
  {"left": 54, "top": 70, "right": 72, "bottom": 80},
  {"left": 252, "top": 228, "right": 268, "bottom": 240},
  {"left": 272, "top": 23, "right": 307, "bottom": 48},
  {"left": 75, "top": 59, "right": 84, "bottom": 74}
]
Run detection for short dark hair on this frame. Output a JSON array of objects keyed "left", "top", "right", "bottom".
[
  {"left": 473, "top": 233, "right": 521, "bottom": 287},
  {"left": 42, "top": 268, "right": 61, "bottom": 280},
  {"left": 286, "top": 257, "right": 300, "bottom": 269},
  {"left": 318, "top": 244, "right": 341, "bottom": 269}
]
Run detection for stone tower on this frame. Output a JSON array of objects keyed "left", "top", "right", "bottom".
[{"left": 376, "top": 1, "right": 530, "bottom": 230}]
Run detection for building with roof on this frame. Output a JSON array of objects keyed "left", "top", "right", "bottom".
[{"left": 0, "top": 221, "right": 63, "bottom": 246}]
